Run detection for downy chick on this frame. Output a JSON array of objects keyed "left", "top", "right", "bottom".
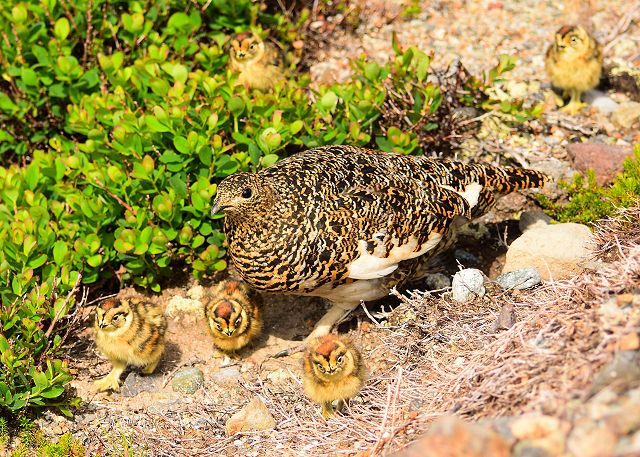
[
  {"left": 303, "top": 334, "right": 367, "bottom": 418},
  {"left": 228, "top": 32, "right": 284, "bottom": 91},
  {"left": 204, "top": 279, "right": 263, "bottom": 358},
  {"left": 94, "top": 295, "right": 167, "bottom": 392},
  {"left": 545, "top": 24, "right": 603, "bottom": 115}
]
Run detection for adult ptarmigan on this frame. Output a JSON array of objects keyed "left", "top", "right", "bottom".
[{"left": 211, "top": 145, "right": 546, "bottom": 345}]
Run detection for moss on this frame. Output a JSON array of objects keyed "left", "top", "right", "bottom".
[{"left": 539, "top": 146, "right": 640, "bottom": 224}]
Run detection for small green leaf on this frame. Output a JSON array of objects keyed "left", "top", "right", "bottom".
[
  {"left": 54, "top": 18, "right": 70, "bottom": 40},
  {"left": 173, "top": 136, "right": 189, "bottom": 153},
  {"left": 21, "top": 67, "right": 38, "bottom": 86},
  {"left": 228, "top": 96, "right": 245, "bottom": 116}
]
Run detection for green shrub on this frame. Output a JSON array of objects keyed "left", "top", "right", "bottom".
[
  {"left": 539, "top": 146, "right": 640, "bottom": 224},
  {"left": 0, "top": 0, "right": 534, "bottom": 416}
]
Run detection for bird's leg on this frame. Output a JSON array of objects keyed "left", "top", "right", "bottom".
[
  {"left": 94, "top": 360, "right": 127, "bottom": 392},
  {"left": 321, "top": 401, "right": 334, "bottom": 419},
  {"left": 334, "top": 399, "right": 345, "bottom": 414},
  {"left": 272, "top": 301, "right": 359, "bottom": 358},
  {"left": 554, "top": 90, "right": 567, "bottom": 107},
  {"left": 306, "top": 301, "right": 360, "bottom": 342},
  {"left": 141, "top": 357, "right": 160, "bottom": 375},
  {"left": 561, "top": 88, "right": 586, "bottom": 115}
]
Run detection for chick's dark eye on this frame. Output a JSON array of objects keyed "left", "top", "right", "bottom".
[
  {"left": 337, "top": 355, "right": 344, "bottom": 363},
  {"left": 241, "top": 188, "right": 252, "bottom": 198}
]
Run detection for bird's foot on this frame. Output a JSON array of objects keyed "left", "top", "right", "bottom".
[
  {"left": 140, "top": 358, "right": 160, "bottom": 375},
  {"left": 272, "top": 343, "right": 305, "bottom": 359},
  {"left": 321, "top": 402, "right": 335, "bottom": 419},
  {"left": 560, "top": 100, "right": 586, "bottom": 115},
  {"left": 93, "top": 373, "right": 121, "bottom": 392}
]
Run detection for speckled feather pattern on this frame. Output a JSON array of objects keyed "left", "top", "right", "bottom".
[{"left": 216, "top": 146, "right": 546, "bottom": 296}]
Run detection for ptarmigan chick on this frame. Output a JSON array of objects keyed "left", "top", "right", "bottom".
[
  {"left": 228, "top": 32, "right": 284, "bottom": 91},
  {"left": 94, "top": 295, "right": 166, "bottom": 392},
  {"left": 211, "top": 146, "right": 546, "bottom": 349},
  {"left": 545, "top": 24, "right": 602, "bottom": 115},
  {"left": 203, "top": 279, "right": 263, "bottom": 358},
  {"left": 303, "top": 334, "right": 366, "bottom": 418}
]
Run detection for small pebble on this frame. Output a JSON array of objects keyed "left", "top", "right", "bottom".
[
  {"left": 451, "top": 269, "right": 485, "bottom": 302},
  {"left": 171, "top": 367, "right": 204, "bottom": 394},
  {"left": 496, "top": 268, "right": 542, "bottom": 290}
]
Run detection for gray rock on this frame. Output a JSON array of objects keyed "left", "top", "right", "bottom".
[
  {"left": 532, "top": 158, "right": 576, "bottom": 184},
  {"left": 496, "top": 268, "right": 541, "bottom": 290},
  {"left": 451, "top": 269, "right": 485, "bottom": 302},
  {"left": 588, "top": 351, "right": 640, "bottom": 398},
  {"left": 423, "top": 273, "right": 451, "bottom": 291},
  {"left": 454, "top": 249, "right": 480, "bottom": 266},
  {"left": 211, "top": 366, "right": 242, "bottom": 385},
  {"left": 225, "top": 397, "right": 276, "bottom": 435},
  {"left": 171, "top": 367, "right": 204, "bottom": 394},
  {"left": 583, "top": 90, "right": 619, "bottom": 114},
  {"left": 503, "top": 222, "right": 592, "bottom": 280},
  {"left": 513, "top": 444, "right": 552, "bottom": 457},
  {"left": 121, "top": 371, "right": 162, "bottom": 397},
  {"left": 518, "top": 210, "right": 551, "bottom": 233}
]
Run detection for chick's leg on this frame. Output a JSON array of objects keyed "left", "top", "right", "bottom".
[
  {"left": 141, "top": 356, "right": 161, "bottom": 375},
  {"left": 321, "top": 402, "right": 334, "bottom": 419},
  {"left": 94, "top": 360, "right": 127, "bottom": 392},
  {"left": 561, "top": 88, "right": 586, "bottom": 115},
  {"left": 273, "top": 301, "right": 359, "bottom": 358}
]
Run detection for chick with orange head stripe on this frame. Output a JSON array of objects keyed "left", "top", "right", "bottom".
[
  {"left": 303, "top": 334, "right": 367, "bottom": 418},
  {"left": 203, "top": 279, "right": 263, "bottom": 358}
]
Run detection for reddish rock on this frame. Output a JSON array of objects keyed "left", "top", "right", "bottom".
[
  {"left": 567, "top": 143, "right": 635, "bottom": 186},
  {"left": 394, "top": 416, "right": 510, "bottom": 457}
]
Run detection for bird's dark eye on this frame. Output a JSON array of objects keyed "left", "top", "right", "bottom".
[
  {"left": 249, "top": 43, "right": 256, "bottom": 50},
  {"left": 235, "top": 318, "right": 241, "bottom": 326},
  {"left": 337, "top": 355, "right": 344, "bottom": 364},
  {"left": 241, "top": 188, "right": 252, "bottom": 199},
  {"left": 316, "top": 363, "right": 325, "bottom": 373},
  {"left": 216, "top": 323, "right": 222, "bottom": 330}
]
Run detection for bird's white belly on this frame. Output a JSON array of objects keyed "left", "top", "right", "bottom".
[{"left": 307, "top": 278, "right": 391, "bottom": 305}]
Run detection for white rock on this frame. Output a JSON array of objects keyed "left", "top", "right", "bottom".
[
  {"left": 503, "top": 223, "right": 593, "bottom": 280},
  {"left": 451, "top": 269, "right": 485, "bottom": 302}
]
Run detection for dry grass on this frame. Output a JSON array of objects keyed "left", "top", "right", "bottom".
[{"left": 79, "top": 206, "right": 639, "bottom": 456}]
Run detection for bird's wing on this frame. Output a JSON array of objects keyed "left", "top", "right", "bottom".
[{"left": 326, "top": 180, "right": 475, "bottom": 280}]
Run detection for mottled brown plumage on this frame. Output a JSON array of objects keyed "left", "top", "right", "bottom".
[
  {"left": 303, "top": 334, "right": 366, "bottom": 418},
  {"left": 545, "top": 25, "right": 603, "bottom": 115},
  {"left": 93, "top": 295, "right": 166, "bottom": 392},
  {"left": 228, "top": 32, "right": 284, "bottom": 91},
  {"left": 211, "top": 146, "right": 546, "bottom": 344},
  {"left": 203, "top": 279, "right": 263, "bottom": 357}
]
